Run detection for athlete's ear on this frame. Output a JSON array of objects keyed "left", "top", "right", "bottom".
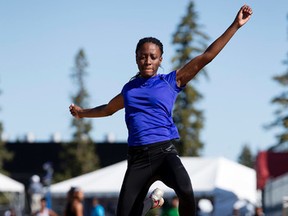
[{"left": 159, "top": 56, "right": 163, "bottom": 63}]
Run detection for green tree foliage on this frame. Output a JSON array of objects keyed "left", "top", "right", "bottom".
[
  {"left": 268, "top": 53, "right": 288, "bottom": 148},
  {"left": 171, "top": 1, "right": 209, "bottom": 156},
  {"left": 0, "top": 123, "right": 13, "bottom": 175},
  {"left": 55, "top": 49, "right": 99, "bottom": 181},
  {"left": 238, "top": 144, "right": 254, "bottom": 168},
  {"left": 266, "top": 16, "right": 288, "bottom": 150},
  {"left": 0, "top": 84, "right": 13, "bottom": 175}
]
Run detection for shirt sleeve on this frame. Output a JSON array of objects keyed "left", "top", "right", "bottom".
[{"left": 161, "top": 70, "right": 185, "bottom": 93}]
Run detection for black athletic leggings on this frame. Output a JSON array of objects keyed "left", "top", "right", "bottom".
[{"left": 116, "top": 140, "right": 196, "bottom": 216}]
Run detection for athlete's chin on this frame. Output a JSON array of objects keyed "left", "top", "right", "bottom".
[{"left": 141, "top": 70, "right": 157, "bottom": 78}]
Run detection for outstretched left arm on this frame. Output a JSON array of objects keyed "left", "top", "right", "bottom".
[{"left": 176, "top": 5, "right": 253, "bottom": 87}]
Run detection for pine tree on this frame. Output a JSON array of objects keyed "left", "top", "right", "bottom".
[
  {"left": 269, "top": 55, "right": 288, "bottom": 149},
  {"left": 238, "top": 144, "right": 254, "bottom": 168},
  {"left": 0, "top": 83, "right": 13, "bottom": 175},
  {"left": 56, "top": 49, "right": 99, "bottom": 181},
  {"left": 171, "top": 1, "right": 209, "bottom": 156},
  {"left": 267, "top": 15, "right": 288, "bottom": 151}
]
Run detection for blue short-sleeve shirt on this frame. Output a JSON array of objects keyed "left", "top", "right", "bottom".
[{"left": 121, "top": 70, "right": 184, "bottom": 146}]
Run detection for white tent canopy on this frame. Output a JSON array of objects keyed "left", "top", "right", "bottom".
[
  {"left": 51, "top": 157, "right": 256, "bottom": 214},
  {"left": 50, "top": 157, "right": 256, "bottom": 200},
  {"left": 0, "top": 172, "right": 24, "bottom": 193},
  {"left": 0, "top": 172, "right": 25, "bottom": 216}
]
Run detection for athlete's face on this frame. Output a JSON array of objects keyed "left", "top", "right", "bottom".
[{"left": 136, "top": 42, "right": 162, "bottom": 78}]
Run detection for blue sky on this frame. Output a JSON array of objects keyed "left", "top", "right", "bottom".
[{"left": 1, "top": 0, "right": 287, "bottom": 161}]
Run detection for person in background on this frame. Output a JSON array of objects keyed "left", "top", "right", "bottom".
[
  {"left": 161, "top": 196, "right": 179, "bottom": 216},
  {"left": 254, "top": 206, "right": 265, "bottom": 216},
  {"left": 90, "top": 197, "right": 105, "bottom": 216},
  {"left": 64, "top": 187, "right": 84, "bottom": 216},
  {"left": 32, "top": 197, "right": 58, "bottom": 216},
  {"left": 232, "top": 208, "right": 240, "bottom": 216},
  {"left": 28, "top": 175, "right": 44, "bottom": 213},
  {"left": 4, "top": 208, "right": 16, "bottom": 216}
]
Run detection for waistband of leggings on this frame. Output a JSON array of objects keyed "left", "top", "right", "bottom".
[{"left": 128, "top": 139, "right": 175, "bottom": 153}]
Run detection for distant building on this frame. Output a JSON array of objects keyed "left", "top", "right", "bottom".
[
  {"left": 255, "top": 143, "right": 288, "bottom": 215},
  {"left": 4, "top": 141, "right": 128, "bottom": 187},
  {"left": 50, "top": 132, "right": 62, "bottom": 143}
]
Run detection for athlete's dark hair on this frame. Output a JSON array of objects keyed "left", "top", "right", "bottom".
[{"left": 135, "top": 37, "right": 164, "bottom": 56}]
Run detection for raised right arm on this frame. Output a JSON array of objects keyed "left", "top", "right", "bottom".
[
  {"left": 176, "top": 5, "right": 253, "bottom": 87},
  {"left": 69, "top": 93, "right": 124, "bottom": 118}
]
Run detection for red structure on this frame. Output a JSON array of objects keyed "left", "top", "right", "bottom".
[{"left": 256, "top": 151, "right": 288, "bottom": 189}]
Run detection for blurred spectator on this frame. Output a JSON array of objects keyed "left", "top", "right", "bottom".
[
  {"left": 64, "top": 187, "right": 84, "bottom": 216},
  {"left": 4, "top": 208, "right": 16, "bottom": 216},
  {"left": 90, "top": 197, "right": 105, "bottom": 216},
  {"left": 32, "top": 197, "right": 58, "bottom": 216},
  {"left": 161, "top": 196, "right": 179, "bottom": 216},
  {"left": 28, "top": 175, "right": 44, "bottom": 213},
  {"left": 232, "top": 208, "right": 240, "bottom": 216},
  {"left": 254, "top": 206, "right": 265, "bottom": 216},
  {"left": 91, "top": 197, "right": 105, "bottom": 216}
]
